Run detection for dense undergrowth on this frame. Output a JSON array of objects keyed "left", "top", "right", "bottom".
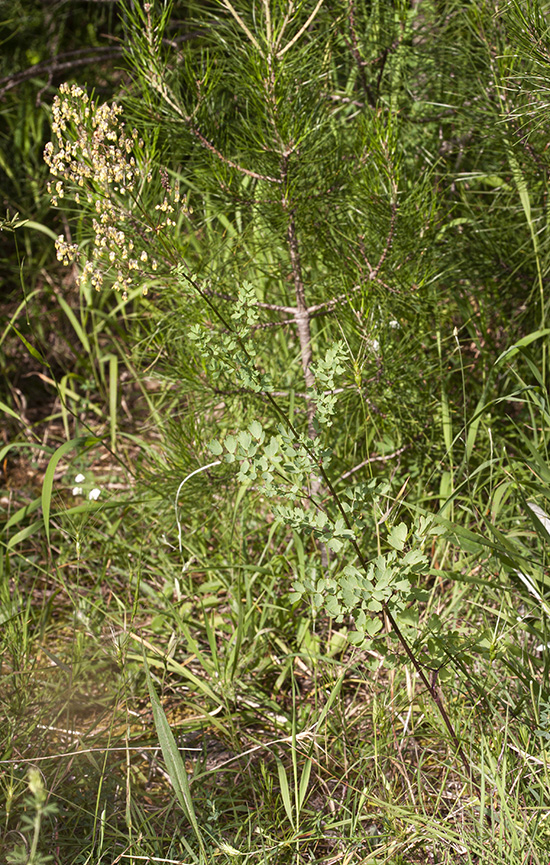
[{"left": 2, "top": 1, "right": 550, "bottom": 863}]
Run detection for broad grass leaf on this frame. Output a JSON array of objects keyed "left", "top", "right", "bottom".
[{"left": 143, "top": 655, "right": 206, "bottom": 855}]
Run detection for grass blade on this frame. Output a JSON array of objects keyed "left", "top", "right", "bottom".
[
  {"left": 297, "top": 755, "right": 313, "bottom": 812},
  {"left": 275, "top": 756, "right": 295, "bottom": 830},
  {"left": 0, "top": 399, "right": 23, "bottom": 422},
  {"left": 55, "top": 291, "right": 91, "bottom": 354},
  {"left": 143, "top": 654, "right": 207, "bottom": 859},
  {"left": 41, "top": 436, "right": 101, "bottom": 544}
]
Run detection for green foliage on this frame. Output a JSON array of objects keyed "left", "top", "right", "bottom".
[
  {"left": 6, "top": 0, "right": 550, "bottom": 862},
  {"left": 6, "top": 770, "right": 58, "bottom": 865}
]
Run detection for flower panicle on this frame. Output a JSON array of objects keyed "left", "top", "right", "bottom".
[{"left": 44, "top": 83, "right": 167, "bottom": 299}]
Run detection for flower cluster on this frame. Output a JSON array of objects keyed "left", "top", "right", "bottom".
[
  {"left": 44, "top": 83, "right": 140, "bottom": 203},
  {"left": 44, "top": 83, "right": 168, "bottom": 298},
  {"left": 55, "top": 235, "right": 79, "bottom": 266},
  {"left": 72, "top": 473, "right": 101, "bottom": 501}
]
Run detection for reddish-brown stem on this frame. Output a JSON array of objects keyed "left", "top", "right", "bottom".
[
  {"left": 384, "top": 607, "right": 475, "bottom": 785},
  {"left": 189, "top": 126, "right": 281, "bottom": 185}
]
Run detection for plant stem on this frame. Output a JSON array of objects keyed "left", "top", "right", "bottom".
[
  {"left": 280, "top": 154, "right": 317, "bottom": 441},
  {"left": 384, "top": 607, "right": 475, "bottom": 785}
]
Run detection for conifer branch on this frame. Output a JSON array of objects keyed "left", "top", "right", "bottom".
[
  {"left": 277, "top": 0, "right": 326, "bottom": 58},
  {"left": 189, "top": 127, "right": 281, "bottom": 184},
  {"left": 273, "top": 2, "right": 296, "bottom": 55},
  {"left": 358, "top": 197, "right": 398, "bottom": 283},
  {"left": 146, "top": 73, "right": 281, "bottom": 184},
  {"left": 345, "top": 0, "right": 376, "bottom": 107},
  {"left": 220, "top": 0, "right": 264, "bottom": 56},
  {"left": 262, "top": 0, "right": 272, "bottom": 47}
]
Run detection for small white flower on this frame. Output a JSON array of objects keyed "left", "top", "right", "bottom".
[
  {"left": 75, "top": 473, "right": 85, "bottom": 483},
  {"left": 72, "top": 487, "right": 83, "bottom": 496},
  {"left": 389, "top": 320, "right": 399, "bottom": 329},
  {"left": 88, "top": 488, "right": 101, "bottom": 501}
]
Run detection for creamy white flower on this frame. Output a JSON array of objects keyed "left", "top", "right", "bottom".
[
  {"left": 72, "top": 487, "right": 83, "bottom": 496},
  {"left": 75, "top": 473, "right": 85, "bottom": 483},
  {"left": 88, "top": 488, "right": 101, "bottom": 501}
]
